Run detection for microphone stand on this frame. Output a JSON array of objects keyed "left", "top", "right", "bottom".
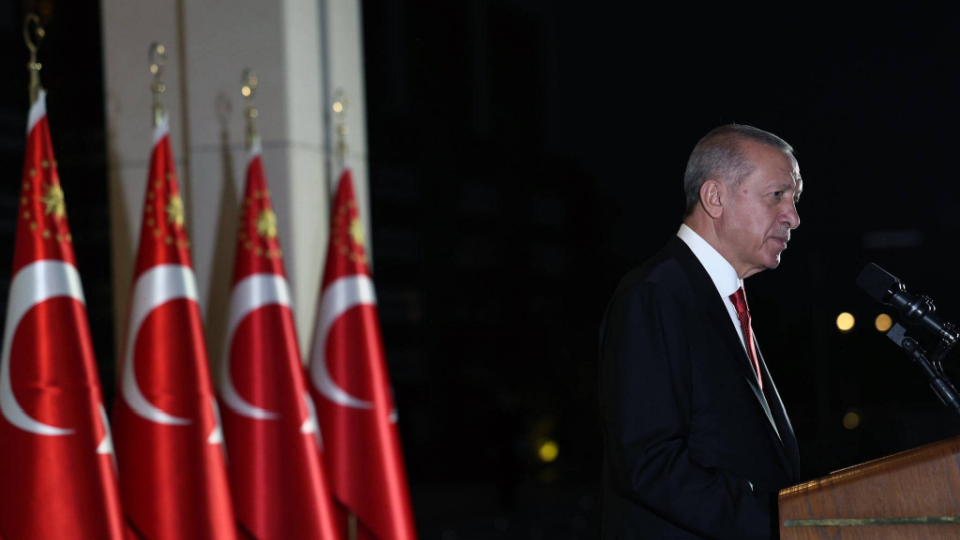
[{"left": 887, "top": 322, "right": 960, "bottom": 418}]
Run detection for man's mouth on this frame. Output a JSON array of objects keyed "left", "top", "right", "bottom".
[{"left": 771, "top": 236, "right": 789, "bottom": 248}]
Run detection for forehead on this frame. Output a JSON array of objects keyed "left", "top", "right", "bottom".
[{"left": 744, "top": 143, "right": 799, "bottom": 185}]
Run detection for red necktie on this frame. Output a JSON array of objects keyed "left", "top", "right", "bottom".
[{"left": 729, "top": 287, "right": 763, "bottom": 391}]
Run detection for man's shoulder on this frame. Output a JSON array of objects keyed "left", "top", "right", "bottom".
[
  {"left": 614, "top": 237, "right": 696, "bottom": 298},
  {"left": 600, "top": 237, "right": 703, "bottom": 348}
]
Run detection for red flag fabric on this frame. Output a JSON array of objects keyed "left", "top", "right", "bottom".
[
  {"left": 219, "top": 137, "right": 342, "bottom": 540},
  {"left": 0, "top": 90, "right": 126, "bottom": 539},
  {"left": 307, "top": 168, "right": 417, "bottom": 540},
  {"left": 113, "top": 116, "right": 237, "bottom": 540}
]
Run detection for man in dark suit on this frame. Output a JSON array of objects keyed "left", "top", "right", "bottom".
[{"left": 599, "top": 125, "right": 803, "bottom": 539}]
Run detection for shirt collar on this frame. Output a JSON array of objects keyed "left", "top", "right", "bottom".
[{"left": 677, "top": 224, "right": 743, "bottom": 298}]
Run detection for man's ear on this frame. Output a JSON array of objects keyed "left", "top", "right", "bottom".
[{"left": 699, "top": 180, "right": 724, "bottom": 219}]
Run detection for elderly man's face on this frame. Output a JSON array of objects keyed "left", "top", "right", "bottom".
[{"left": 718, "top": 143, "right": 801, "bottom": 279}]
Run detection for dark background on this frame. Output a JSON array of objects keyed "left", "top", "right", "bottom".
[{"left": 5, "top": 1, "right": 960, "bottom": 538}]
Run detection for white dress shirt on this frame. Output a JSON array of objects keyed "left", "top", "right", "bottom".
[
  {"left": 678, "top": 225, "right": 776, "bottom": 443},
  {"left": 676, "top": 224, "right": 747, "bottom": 352}
]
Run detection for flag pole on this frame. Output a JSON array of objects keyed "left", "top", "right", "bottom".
[
  {"left": 333, "top": 90, "right": 348, "bottom": 167},
  {"left": 348, "top": 513, "right": 358, "bottom": 540},
  {"left": 332, "top": 90, "right": 348, "bottom": 184},
  {"left": 23, "top": 14, "right": 44, "bottom": 105},
  {"left": 332, "top": 90, "right": 361, "bottom": 540},
  {"left": 149, "top": 43, "right": 167, "bottom": 128},
  {"left": 241, "top": 69, "right": 258, "bottom": 152}
]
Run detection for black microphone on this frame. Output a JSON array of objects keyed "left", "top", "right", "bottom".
[{"left": 857, "top": 263, "right": 959, "bottom": 346}]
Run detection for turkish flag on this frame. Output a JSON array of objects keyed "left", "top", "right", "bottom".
[
  {"left": 112, "top": 116, "right": 237, "bottom": 540},
  {"left": 307, "top": 169, "right": 417, "bottom": 540},
  {"left": 0, "top": 90, "right": 126, "bottom": 539},
  {"left": 218, "top": 137, "right": 342, "bottom": 540}
]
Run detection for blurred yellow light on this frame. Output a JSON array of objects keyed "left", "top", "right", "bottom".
[
  {"left": 843, "top": 411, "right": 860, "bottom": 430},
  {"left": 538, "top": 440, "right": 559, "bottom": 463},
  {"left": 333, "top": 102, "right": 344, "bottom": 113},
  {"left": 875, "top": 314, "right": 893, "bottom": 332},
  {"left": 836, "top": 312, "right": 855, "bottom": 332}
]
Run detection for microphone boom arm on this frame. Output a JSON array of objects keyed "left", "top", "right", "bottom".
[{"left": 887, "top": 322, "right": 960, "bottom": 418}]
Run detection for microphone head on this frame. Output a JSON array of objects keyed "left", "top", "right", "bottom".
[{"left": 857, "top": 263, "right": 900, "bottom": 304}]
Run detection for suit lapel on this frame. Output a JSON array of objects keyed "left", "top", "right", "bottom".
[
  {"left": 703, "top": 286, "right": 784, "bottom": 449},
  {"left": 756, "top": 341, "right": 801, "bottom": 481},
  {"left": 669, "top": 238, "right": 792, "bottom": 472}
]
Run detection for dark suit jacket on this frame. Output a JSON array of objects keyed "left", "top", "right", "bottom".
[{"left": 598, "top": 236, "right": 801, "bottom": 540}]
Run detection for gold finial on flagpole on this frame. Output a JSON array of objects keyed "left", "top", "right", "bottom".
[
  {"left": 149, "top": 43, "right": 167, "bottom": 128},
  {"left": 332, "top": 89, "right": 349, "bottom": 168},
  {"left": 24, "top": 14, "right": 45, "bottom": 105},
  {"left": 241, "top": 69, "right": 259, "bottom": 150}
]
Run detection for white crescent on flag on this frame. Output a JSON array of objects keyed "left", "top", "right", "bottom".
[
  {"left": 0, "top": 260, "right": 82, "bottom": 435},
  {"left": 309, "top": 275, "right": 376, "bottom": 410},
  {"left": 208, "top": 398, "right": 224, "bottom": 445},
  {"left": 121, "top": 264, "right": 197, "bottom": 425},
  {"left": 219, "top": 273, "right": 290, "bottom": 420},
  {"left": 97, "top": 403, "right": 115, "bottom": 456},
  {"left": 301, "top": 391, "right": 322, "bottom": 449}
]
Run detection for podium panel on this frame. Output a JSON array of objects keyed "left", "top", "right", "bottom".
[{"left": 779, "top": 436, "right": 960, "bottom": 539}]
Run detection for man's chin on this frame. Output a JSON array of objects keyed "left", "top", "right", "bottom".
[{"left": 764, "top": 252, "right": 783, "bottom": 270}]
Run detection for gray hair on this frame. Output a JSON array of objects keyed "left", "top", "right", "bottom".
[{"left": 683, "top": 124, "right": 795, "bottom": 216}]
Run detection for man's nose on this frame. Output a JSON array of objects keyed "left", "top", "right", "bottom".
[{"left": 783, "top": 203, "right": 800, "bottom": 229}]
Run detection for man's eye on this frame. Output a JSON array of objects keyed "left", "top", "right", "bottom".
[{"left": 772, "top": 191, "right": 783, "bottom": 198}]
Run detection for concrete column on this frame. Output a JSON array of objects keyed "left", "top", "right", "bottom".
[{"left": 101, "top": 0, "right": 367, "bottom": 365}]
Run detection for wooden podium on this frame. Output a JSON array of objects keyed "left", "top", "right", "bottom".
[{"left": 779, "top": 436, "right": 960, "bottom": 539}]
